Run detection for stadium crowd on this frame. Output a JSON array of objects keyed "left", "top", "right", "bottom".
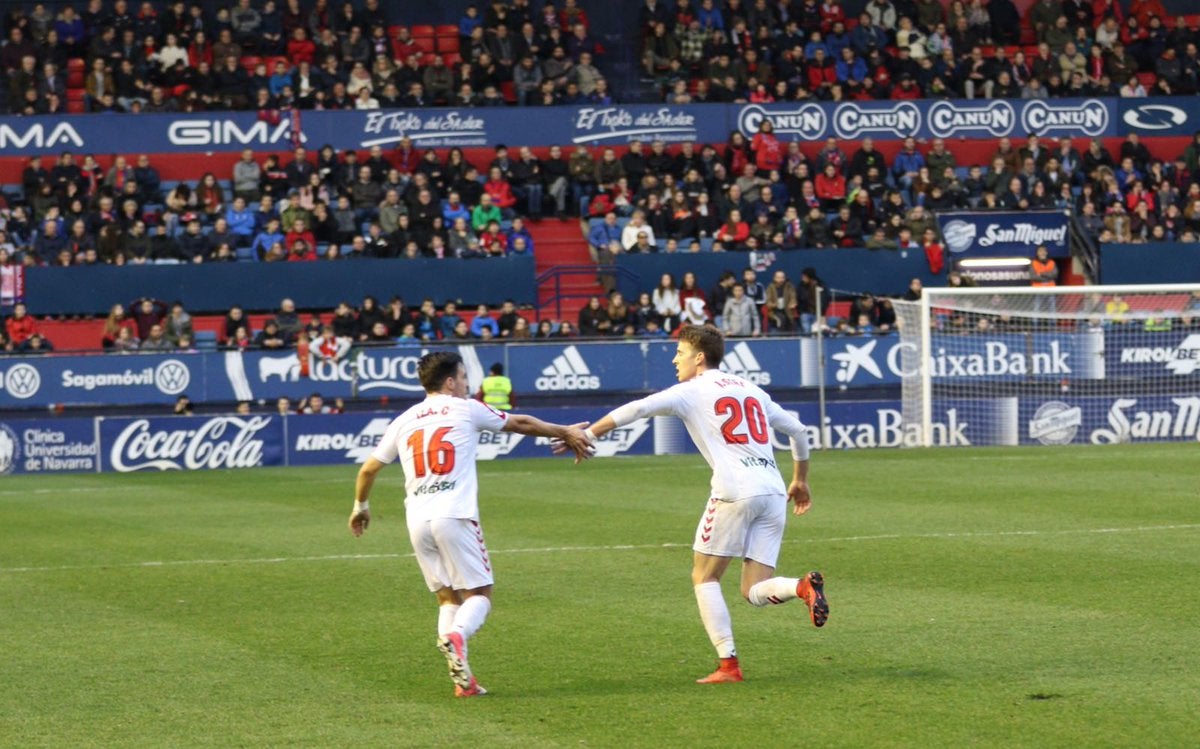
[
  {"left": 1, "top": 0, "right": 607, "bottom": 115},
  {"left": 3, "top": 0, "right": 1200, "bottom": 351},
  {"left": 645, "top": 0, "right": 1199, "bottom": 103}
]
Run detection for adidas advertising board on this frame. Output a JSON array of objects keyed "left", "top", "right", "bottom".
[
  {"left": 0, "top": 418, "right": 98, "bottom": 475},
  {"left": 645, "top": 340, "right": 802, "bottom": 390}
]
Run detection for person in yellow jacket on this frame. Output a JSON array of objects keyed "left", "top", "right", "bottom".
[{"left": 476, "top": 363, "right": 514, "bottom": 410}]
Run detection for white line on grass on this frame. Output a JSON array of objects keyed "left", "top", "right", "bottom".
[{"left": 2, "top": 523, "right": 1198, "bottom": 574}]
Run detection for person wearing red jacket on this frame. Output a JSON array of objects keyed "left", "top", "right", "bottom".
[
  {"left": 1129, "top": 0, "right": 1166, "bottom": 27},
  {"left": 5, "top": 303, "right": 36, "bottom": 346},
  {"left": 815, "top": 163, "right": 847, "bottom": 211},
  {"left": 286, "top": 27, "right": 316, "bottom": 64},
  {"left": 751, "top": 119, "right": 782, "bottom": 176},
  {"left": 288, "top": 239, "right": 318, "bottom": 261},
  {"left": 483, "top": 167, "right": 518, "bottom": 211},
  {"left": 715, "top": 209, "right": 750, "bottom": 246}
]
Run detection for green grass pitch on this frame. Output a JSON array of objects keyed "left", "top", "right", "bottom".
[{"left": 2, "top": 444, "right": 1199, "bottom": 748}]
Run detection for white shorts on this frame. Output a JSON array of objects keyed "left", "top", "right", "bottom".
[
  {"left": 692, "top": 494, "right": 787, "bottom": 567},
  {"left": 408, "top": 516, "right": 494, "bottom": 593}
]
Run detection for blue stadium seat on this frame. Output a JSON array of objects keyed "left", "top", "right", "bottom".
[
  {"left": 235, "top": 245, "right": 258, "bottom": 262},
  {"left": 193, "top": 330, "right": 219, "bottom": 350}
]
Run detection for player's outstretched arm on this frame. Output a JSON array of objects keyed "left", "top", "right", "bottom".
[
  {"left": 504, "top": 415, "right": 594, "bottom": 462},
  {"left": 349, "top": 457, "right": 385, "bottom": 536}
]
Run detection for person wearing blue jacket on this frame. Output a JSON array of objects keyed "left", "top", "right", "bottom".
[
  {"left": 225, "top": 197, "right": 257, "bottom": 246},
  {"left": 587, "top": 211, "right": 622, "bottom": 262},
  {"left": 891, "top": 137, "right": 926, "bottom": 192}
]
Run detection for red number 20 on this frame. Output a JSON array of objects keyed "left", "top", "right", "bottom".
[{"left": 715, "top": 396, "right": 769, "bottom": 445}]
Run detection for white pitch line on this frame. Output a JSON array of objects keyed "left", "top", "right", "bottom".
[{"left": 1, "top": 523, "right": 1198, "bottom": 575}]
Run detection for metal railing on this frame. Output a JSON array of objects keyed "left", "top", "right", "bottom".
[{"left": 535, "top": 264, "right": 640, "bottom": 320}]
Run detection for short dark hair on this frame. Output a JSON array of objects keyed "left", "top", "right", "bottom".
[
  {"left": 679, "top": 325, "right": 725, "bottom": 367},
  {"left": 490, "top": 362, "right": 504, "bottom": 375},
  {"left": 419, "top": 351, "right": 464, "bottom": 392}
]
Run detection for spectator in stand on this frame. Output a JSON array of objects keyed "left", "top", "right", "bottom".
[
  {"left": 512, "top": 147, "right": 545, "bottom": 220},
  {"left": 438, "top": 301, "right": 463, "bottom": 340},
  {"left": 815, "top": 163, "right": 847, "bottom": 211},
  {"left": 129, "top": 297, "right": 168, "bottom": 340},
  {"left": 715, "top": 209, "right": 750, "bottom": 247},
  {"left": 270, "top": 298, "right": 302, "bottom": 342},
  {"left": 164, "top": 302, "right": 193, "bottom": 345},
  {"left": 678, "top": 270, "right": 706, "bottom": 311},
  {"left": 139, "top": 323, "right": 174, "bottom": 351},
  {"left": 5, "top": 303, "right": 37, "bottom": 347},
  {"left": 578, "top": 295, "right": 612, "bottom": 336},
  {"left": 470, "top": 192, "right": 502, "bottom": 233},
  {"left": 255, "top": 320, "right": 288, "bottom": 349},
  {"left": 765, "top": 270, "right": 798, "bottom": 333},
  {"left": 101, "top": 303, "right": 137, "bottom": 349},
  {"left": 750, "top": 119, "right": 783, "bottom": 177},
  {"left": 622, "top": 210, "right": 655, "bottom": 251},
  {"left": 588, "top": 211, "right": 622, "bottom": 261},
  {"left": 33, "top": 219, "right": 68, "bottom": 263},
  {"left": 652, "top": 273, "right": 682, "bottom": 330},
  {"left": 723, "top": 282, "right": 761, "bottom": 338}
]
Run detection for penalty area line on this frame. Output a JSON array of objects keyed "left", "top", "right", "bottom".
[{"left": 1, "top": 523, "right": 1198, "bottom": 574}]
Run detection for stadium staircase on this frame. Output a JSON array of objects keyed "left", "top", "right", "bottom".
[{"left": 531, "top": 219, "right": 607, "bottom": 323}]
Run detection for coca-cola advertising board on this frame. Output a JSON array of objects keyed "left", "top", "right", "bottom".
[{"left": 98, "top": 415, "right": 285, "bottom": 472}]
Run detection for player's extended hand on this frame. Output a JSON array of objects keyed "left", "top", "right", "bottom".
[
  {"left": 557, "top": 422, "right": 595, "bottom": 463},
  {"left": 789, "top": 480, "right": 812, "bottom": 516},
  {"left": 349, "top": 508, "right": 371, "bottom": 537}
]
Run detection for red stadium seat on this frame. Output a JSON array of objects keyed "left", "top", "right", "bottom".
[
  {"left": 411, "top": 24, "right": 435, "bottom": 38},
  {"left": 67, "top": 57, "right": 85, "bottom": 72},
  {"left": 436, "top": 24, "right": 458, "bottom": 37},
  {"left": 421, "top": 53, "right": 438, "bottom": 66},
  {"left": 240, "top": 55, "right": 262, "bottom": 71},
  {"left": 500, "top": 81, "right": 516, "bottom": 103},
  {"left": 443, "top": 52, "right": 461, "bottom": 67},
  {"left": 826, "top": 301, "right": 853, "bottom": 321},
  {"left": 67, "top": 100, "right": 86, "bottom": 113},
  {"left": 436, "top": 35, "right": 459, "bottom": 54},
  {"left": 66, "top": 88, "right": 85, "bottom": 101},
  {"left": 413, "top": 37, "right": 434, "bottom": 53},
  {"left": 67, "top": 70, "right": 83, "bottom": 88},
  {"left": 387, "top": 24, "right": 405, "bottom": 38}
]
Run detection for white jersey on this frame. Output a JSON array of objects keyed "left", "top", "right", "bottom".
[
  {"left": 609, "top": 369, "right": 808, "bottom": 500},
  {"left": 370, "top": 394, "right": 508, "bottom": 522}
]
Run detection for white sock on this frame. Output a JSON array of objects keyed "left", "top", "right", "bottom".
[
  {"left": 748, "top": 577, "right": 801, "bottom": 607},
  {"left": 437, "top": 604, "right": 460, "bottom": 636},
  {"left": 452, "top": 595, "right": 492, "bottom": 641},
  {"left": 694, "top": 582, "right": 736, "bottom": 658}
]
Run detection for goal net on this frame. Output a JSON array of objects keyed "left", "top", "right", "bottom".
[{"left": 892, "top": 285, "right": 1200, "bottom": 447}]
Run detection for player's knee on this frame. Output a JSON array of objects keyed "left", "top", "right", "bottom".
[{"left": 463, "top": 585, "right": 493, "bottom": 600}]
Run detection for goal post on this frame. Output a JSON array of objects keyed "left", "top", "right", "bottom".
[{"left": 892, "top": 284, "right": 1200, "bottom": 448}]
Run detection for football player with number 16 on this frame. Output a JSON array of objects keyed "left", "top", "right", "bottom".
[{"left": 349, "top": 352, "right": 593, "bottom": 697}]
